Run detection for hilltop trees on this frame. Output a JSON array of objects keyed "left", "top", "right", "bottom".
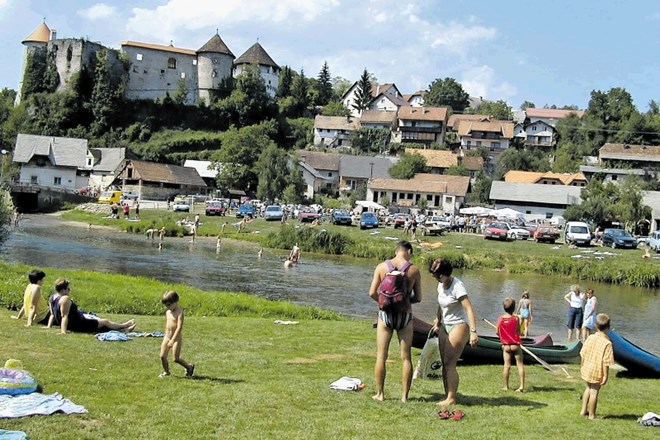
[
  {"left": 352, "top": 69, "right": 372, "bottom": 114},
  {"left": 315, "top": 62, "right": 334, "bottom": 106},
  {"left": 425, "top": 77, "right": 470, "bottom": 113}
]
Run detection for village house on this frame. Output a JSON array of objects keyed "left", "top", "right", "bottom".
[
  {"left": 312, "top": 115, "right": 359, "bottom": 149},
  {"left": 456, "top": 119, "right": 515, "bottom": 151},
  {"left": 489, "top": 180, "right": 583, "bottom": 219},
  {"left": 580, "top": 143, "right": 660, "bottom": 184},
  {"left": 503, "top": 170, "right": 587, "bottom": 187},
  {"left": 359, "top": 110, "right": 397, "bottom": 131},
  {"left": 88, "top": 147, "right": 129, "bottom": 190},
  {"left": 403, "top": 91, "right": 426, "bottom": 107},
  {"left": 183, "top": 159, "right": 220, "bottom": 190},
  {"left": 338, "top": 155, "right": 397, "bottom": 196},
  {"left": 367, "top": 174, "right": 470, "bottom": 215},
  {"left": 524, "top": 107, "right": 585, "bottom": 128},
  {"left": 112, "top": 159, "right": 207, "bottom": 201},
  {"left": 393, "top": 106, "right": 448, "bottom": 146},
  {"left": 296, "top": 150, "right": 341, "bottom": 196},
  {"left": 341, "top": 83, "right": 403, "bottom": 117}
]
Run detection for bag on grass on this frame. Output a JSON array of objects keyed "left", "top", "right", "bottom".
[
  {"left": 413, "top": 330, "right": 442, "bottom": 379},
  {"left": 377, "top": 260, "right": 412, "bottom": 311}
]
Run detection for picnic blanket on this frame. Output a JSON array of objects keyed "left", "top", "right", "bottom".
[
  {"left": 0, "top": 430, "right": 28, "bottom": 440},
  {"left": 126, "top": 331, "right": 164, "bottom": 338},
  {"left": 0, "top": 392, "right": 87, "bottom": 418},
  {"left": 95, "top": 331, "right": 131, "bottom": 342},
  {"left": 329, "top": 377, "right": 364, "bottom": 391}
]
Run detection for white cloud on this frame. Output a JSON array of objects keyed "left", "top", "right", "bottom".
[
  {"left": 460, "top": 65, "right": 516, "bottom": 101},
  {"left": 427, "top": 21, "right": 497, "bottom": 52},
  {"left": 127, "top": 0, "right": 339, "bottom": 37},
  {"left": 78, "top": 3, "right": 117, "bottom": 21}
]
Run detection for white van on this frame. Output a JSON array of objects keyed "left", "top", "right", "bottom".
[{"left": 565, "top": 221, "right": 592, "bottom": 246}]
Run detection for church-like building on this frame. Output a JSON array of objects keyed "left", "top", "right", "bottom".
[{"left": 16, "top": 21, "right": 280, "bottom": 105}]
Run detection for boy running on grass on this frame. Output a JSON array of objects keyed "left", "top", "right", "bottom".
[
  {"left": 496, "top": 297, "right": 525, "bottom": 392},
  {"left": 579, "top": 313, "right": 615, "bottom": 420},
  {"left": 159, "top": 290, "right": 194, "bottom": 378}
]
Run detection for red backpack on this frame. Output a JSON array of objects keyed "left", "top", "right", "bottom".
[{"left": 377, "top": 260, "right": 412, "bottom": 311}]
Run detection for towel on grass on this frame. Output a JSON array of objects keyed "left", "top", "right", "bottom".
[
  {"left": 330, "top": 377, "right": 364, "bottom": 391},
  {"left": 95, "top": 330, "right": 131, "bottom": 341},
  {"left": 0, "top": 392, "right": 87, "bottom": 418},
  {"left": 0, "top": 429, "right": 28, "bottom": 440},
  {"left": 126, "top": 331, "right": 164, "bottom": 338}
]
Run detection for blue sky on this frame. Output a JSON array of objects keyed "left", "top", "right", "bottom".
[{"left": 1, "top": 0, "right": 658, "bottom": 111}]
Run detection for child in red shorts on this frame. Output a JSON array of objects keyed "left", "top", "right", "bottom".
[{"left": 496, "top": 297, "right": 525, "bottom": 392}]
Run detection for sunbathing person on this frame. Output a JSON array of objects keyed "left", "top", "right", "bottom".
[{"left": 47, "top": 278, "right": 136, "bottom": 334}]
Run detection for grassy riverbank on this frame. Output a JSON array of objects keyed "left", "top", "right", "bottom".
[
  {"left": 61, "top": 209, "right": 660, "bottom": 287},
  {"left": 2, "top": 311, "right": 657, "bottom": 439}
]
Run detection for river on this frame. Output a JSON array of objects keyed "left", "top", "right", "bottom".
[{"left": 2, "top": 214, "right": 659, "bottom": 353}]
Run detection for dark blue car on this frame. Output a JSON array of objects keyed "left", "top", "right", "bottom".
[
  {"left": 602, "top": 228, "right": 637, "bottom": 249},
  {"left": 331, "top": 209, "right": 352, "bottom": 226}
]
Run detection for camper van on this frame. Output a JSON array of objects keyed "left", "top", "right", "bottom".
[
  {"left": 98, "top": 190, "right": 122, "bottom": 204},
  {"left": 564, "top": 221, "right": 592, "bottom": 246}
]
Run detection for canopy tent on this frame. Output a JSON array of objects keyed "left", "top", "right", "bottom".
[
  {"left": 490, "top": 207, "right": 525, "bottom": 220},
  {"left": 355, "top": 200, "right": 386, "bottom": 211},
  {"left": 459, "top": 206, "right": 493, "bottom": 216}
]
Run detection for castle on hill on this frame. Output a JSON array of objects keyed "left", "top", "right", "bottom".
[{"left": 16, "top": 21, "right": 280, "bottom": 105}]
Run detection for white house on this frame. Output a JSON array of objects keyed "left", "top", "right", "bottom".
[
  {"left": 13, "top": 133, "right": 90, "bottom": 191},
  {"left": 521, "top": 120, "right": 555, "bottom": 147},
  {"left": 312, "top": 115, "right": 359, "bottom": 148},
  {"left": 456, "top": 119, "right": 515, "bottom": 151},
  {"left": 525, "top": 108, "right": 585, "bottom": 128},
  {"left": 341, "top": 83, "right": 402, "bottom": 117},
  {"left": 489, "top": 181, "right": 583, "bottom": 219}
]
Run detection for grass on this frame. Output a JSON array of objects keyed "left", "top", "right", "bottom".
[{"left": 2, "top": 311, "right": 658, "bottom": 440}]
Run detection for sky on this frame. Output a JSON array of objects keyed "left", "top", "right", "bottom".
[{"left": 1, "top": 0, "right": 658, "bottom": 111}]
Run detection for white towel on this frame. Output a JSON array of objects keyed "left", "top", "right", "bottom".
[
  {"left": 0, "top": 392, "right": 87, "bottom": 418},
  {"left": 330, "top": 376, "right": 363, "bottom": 391}
]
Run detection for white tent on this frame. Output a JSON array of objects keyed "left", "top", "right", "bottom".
[
  {"left": 459, "top": 206, "right": 493, "bottom": 216},
  {"left": 355, "top": 200, "right": 386, "bottom": 211},
  {"left": 490, "top": 207, "right": 525, "bottom": 220}
]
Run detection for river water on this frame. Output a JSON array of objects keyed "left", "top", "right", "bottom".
[{"left": 2, "top": 214, "right": 659, "bottom": 353}]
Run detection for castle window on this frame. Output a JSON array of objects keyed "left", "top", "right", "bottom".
[
  {"left": 136, "top": 53, "right": 143, "bottom": 61},
  {"left": 168, "top": 58, "right": 177, "bottom": 69},
  {"left": 211, "top": 70, "right": 217, "bottom": 78},
  {"left": 192, "top": 59, "right": 197, "bottom": 66},
  {"left": 66, "top": 46, "right": 73, "bottom": 62},
  {"left": 180, "top": 72, "right": 186, "bottom": 79}
]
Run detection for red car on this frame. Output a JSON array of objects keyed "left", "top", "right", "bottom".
[
  {"left": 205, "top": 201, "right": 226, "bottom": 216},
  {"left": 298, "top": 207, "right": 320, "bottom": 223},
  {"left": 393, "top": 214, "right": 411, "bottom": 229},
  {"left": 483, "top": 222, "right": 509, "bottom": 241},
  {"left": 533, "top": 226, "right": 560, "bottom": 243}
]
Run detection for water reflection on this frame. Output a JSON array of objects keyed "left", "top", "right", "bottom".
[{"left": 2, "top": 215, "right": 659, "bottom": 353}]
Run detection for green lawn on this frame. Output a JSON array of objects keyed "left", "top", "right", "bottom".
[{"left": 1, "top": 312, "right": 657, "bottom": 440}]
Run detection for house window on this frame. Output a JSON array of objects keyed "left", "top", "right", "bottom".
[
  {"left": 466, "top": 141, "right": 471, "bottom": 148},
  {"left": 168, "top": 58, "right": 177, "bottom": 69},
  {"left": 86, "top": 158, "right": 93, "bottom": 167},
  {"left": 136, "top": 53, "right": 143, "bottom": 61},
  {"left": 53, "top": 177, "right": 62, "bottom": 186},
  {"left": 611, "top": 175, "right": 617, "bottom": 181},
  {"left": 328, "top": 172, "right": 333, "bottom": 177},
  {"left": 30, "top": 176, "right": 38, "bottom": 184},
  {"left": 476, "top": 141, "right": 482, "bottom": 147},
  {"left": 492, "top": 142, "right": 501, "bottom": 149},
  {"left": 192, "top": 59, "right": 197, "bottom": 66}
]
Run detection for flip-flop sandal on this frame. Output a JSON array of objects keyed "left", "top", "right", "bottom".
[
  {"left": 450, "top": 408, "right": 465, "bottom": 420},
  {"left": 438, "top": 407, "right": 451, "bottom": 419}
]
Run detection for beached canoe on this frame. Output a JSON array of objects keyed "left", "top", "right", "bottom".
[
  {"left": 460, "top": 335, "right": 582, "bottom": 364},
  {"left": 411, "top": 317, "right": 554, "bottom": 350},
  {"left": 608, "top": 329, "right": 660, "bottom": 377}
]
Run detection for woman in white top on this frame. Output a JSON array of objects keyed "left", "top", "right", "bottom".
[
  {"left": 564, "top": 284, "right": 585, "bottom": 341},
  {"left": 581, "top": 288, "right": 598, "bottom": 341},
  {"left": 429, "top": 258, "right": 479, "bottom": 406}
]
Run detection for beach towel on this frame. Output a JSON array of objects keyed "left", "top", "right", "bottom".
[
  {"left": 0, "top": 392, "right": 87, "bottom": 418},
  {"left": 0, "top": 429, "right": 28, "bottom": 440},
  {"left": 329, "top": 377, "right": 364, "bottom": 391},
  {"left": 95, "top": 331, "right": 131, "bottom": 342},
  {"left": 274, "top": 320, "right": 299, "bottom": 325},
  {"left": 126, "top": 331, "right": 164, "bottom": 338}
]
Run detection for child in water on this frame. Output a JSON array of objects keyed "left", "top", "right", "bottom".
[{"left": 159, "top": 290, "right": 194, "bottom": 378}]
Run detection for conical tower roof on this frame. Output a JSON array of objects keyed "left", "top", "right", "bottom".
[
  {"left": 197, "top": 32, "right": 234, "bottom": 58},
  {"left": 22, "top": 22, "right": 51, "bottom": 44},
  {"left": 234, "top": 42, "right": 278, "bottom": 69}
]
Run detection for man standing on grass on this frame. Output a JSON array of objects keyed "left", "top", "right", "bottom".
[{"left": 369, "top": 240, "right": 422, "bottom": 402}]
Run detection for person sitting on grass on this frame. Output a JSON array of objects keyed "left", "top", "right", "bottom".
[
  {"left": 47, "top": 278, "right": 136, "bottom": 334},
  {"left": 496, "top": 297, "right": 525, "bottom": 392},
  {"left": 12, "top": 269, "right": 50, "bottom": 327},
  {"left": 159, "top": 290, "right": 194, "bottom": 378},
  {"left": 579, "top": 313, "right": 615, "bottom": 420}
]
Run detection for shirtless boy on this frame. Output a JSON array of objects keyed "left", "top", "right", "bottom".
[{"left": 159, "top": 290, "right": 194, "bottom": 378}]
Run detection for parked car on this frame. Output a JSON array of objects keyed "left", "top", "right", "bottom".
[
  {"left": 359, "top": 212, "right": 379, "bottom": 229},
  {"left": 172, "top": 200, "right": 190, "bottom": 212},
  {"left": 236, "top": 204, "right": 255, "bottom": 218},
  {"left": 506, "top": 223, "right": 532, "bottom": 240},
  {"left": 264, "top": 205, "right": 284, "bottom": 221},
  {"left": 205, "top": 201, "right": 225, "bottom": 216},
  {"left": 421, "top": 216, "right": 450, "bottom": 236},
  {"left": 647, "top": 230, "right": 660, "bottom": 253},
  {"left": 122, "top": 191, "right": 140, "bottom": 201},
  {"left": 331, "top": 209, "right": 352, "bottom": 226},
  {"left": 393, "top": 214, "right": 412, "bottom": 229},
  {"left": 483, "top": 222, "right": 509, "bottom": 241},
  {"left": 601, "top": 228, "right": 637, "bottom": 249},
  {"left": 564, "top": 221, "right": 592, "bottom": 246},
  {"left": 74, "top": 186, "right": 97, "bottom": 197},
  {"left": 533, "top": 226, "right": 560, "bottom": 243},
  {"left": 298, "top": 207, "right": 320, "bottom": 223},
  {"left": 98, "top": 190, "right": 122, "bottom": 204}
]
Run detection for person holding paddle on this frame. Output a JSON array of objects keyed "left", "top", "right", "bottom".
[
  {"left": 429, "top": 258, "right": 479, "bottom": 406},
  {"left": 496, "top": 297, "right": 525, "bottom": 392}
]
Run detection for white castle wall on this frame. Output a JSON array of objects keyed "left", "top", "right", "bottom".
[{"left": 197, "top": 52, "right": 233, "bottom": 104}]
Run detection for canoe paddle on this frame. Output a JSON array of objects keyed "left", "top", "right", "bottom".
[{"left": 483, "top": 318, "right": 571, "bottom": 378}]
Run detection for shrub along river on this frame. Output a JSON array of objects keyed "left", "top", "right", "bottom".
[{"left": 3, "top": 214, "right": 659, "bottom": 353}]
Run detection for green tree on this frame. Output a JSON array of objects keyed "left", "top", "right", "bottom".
[
  {"left": 470, "top": 171, "right": 492, "bottom": 204},
  {"left": 585, "top": 87, "right": 636, "bottom": 136},
  {"left": 425, "top": 77, "right": 469, "bottom": 113},
  {"left": 388, "top": 152, "right": 428, "bottom": 179},
  {"left": 332, "top": 76, "right": 352, "bottom": 99},
  {"left": 520, "top": 101, "right": 535, "bottom": 110},
  {"left": 216, "top": 65, "right": 276, "bottom": 127},
  {"left": 563, "top": 177, "right": 616, "bottom": 224},
  {"left": 290, "top": 69, "right": 310, "bottom": 118},
  {"left": 493, "top": 147, "right": 550, "bottom": 180},
  {"left": 468, "top": 100, "right": 512, "bottom": 120},
  {"left": 552, "top": 142, "right": 583, "bottom": 173},
  {"left": 255, "top": 143, "right": 290, "bottom": 202},
  {"left": 321, "top": 101, "right": 351, "bottom": 117},
  {"left": 173, "top": 78, "right": 189, "bottom": 105},
  {"left": 352, "top": 69, "right": 372, "bottom": 114},
  {"left": 281, "top": 117, "right": 314, "bottom": 150},
  {"left": 90, "top": 49, "right": 123, "bottom": 135},
  {"left": 315, "top": 62, "right": 333, "bottom": 106},
  {"left": 445, "top": 164, "right": 470, "bottom": 176},
  {"left": 613, "top": 176, "right": 650, "bottom": 230},
  {"left": 350, "top": 128, "right": 389, "bottom": 155},
  {"left": 20, "top": 49, "right": 59, "bottom": 99},
  {"left": 282, "top": 159, "right": 307, "bottom": 204},
  {"left": 277, "top": 66, "right": 294, "bottom": 98}
]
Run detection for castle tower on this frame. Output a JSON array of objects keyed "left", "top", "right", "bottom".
[
  {"left": 233, "top": 42, "right": 280, "bottom": 97},
  {"left": 196, "top": 32, "right": 234, "bottom": 104},
  {"left": 15, "top": 21, "right": 54, "bottom": 105}
]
